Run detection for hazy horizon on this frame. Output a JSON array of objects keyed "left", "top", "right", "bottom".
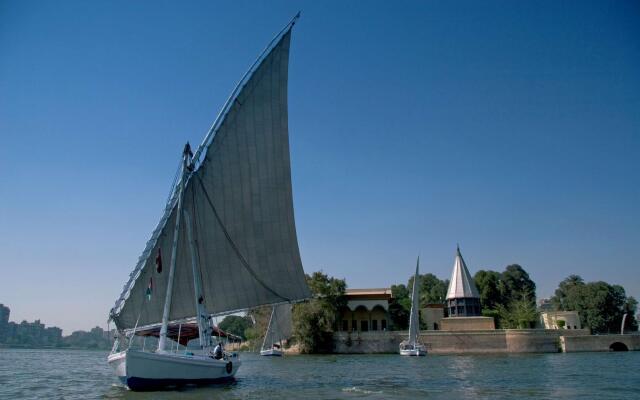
[{"left": 1, "top": 1, "right": 638, "bottom": 334}]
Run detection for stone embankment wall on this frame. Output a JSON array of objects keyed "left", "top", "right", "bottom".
[
  {"left": 561, "top": 334, "right": 640, "bottom": 352},
  {"left": 333, "top": 329, "right": 592, "bottom": 354}
]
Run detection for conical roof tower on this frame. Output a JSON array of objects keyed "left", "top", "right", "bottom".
[{"left": 445, "top": 246, "right": 482, "bottom": 317}]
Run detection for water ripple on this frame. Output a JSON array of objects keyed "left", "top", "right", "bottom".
[{"left": 0, "top": 349, "right": 639, "bottom": 399}]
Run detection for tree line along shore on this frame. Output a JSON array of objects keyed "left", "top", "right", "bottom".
[
  {"left": 221, "top": 266, "right": 638, "bottom": 353},
  {"left": 2, "top": 263, "right": 637, "bottom": 352}
]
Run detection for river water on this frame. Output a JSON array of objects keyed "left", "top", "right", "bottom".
[{"left": 0, "top": 349, "right": 638, "bottom": 399}]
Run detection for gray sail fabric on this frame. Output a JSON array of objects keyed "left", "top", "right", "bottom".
[
  {"left": 262, "top": 303, "right": 293, "bottom": 350},
  {"left": 408, "top": 258, "right": 420, "bottom": 345},
  {"left": 112, "top": 29, "right": 310, "bottom": 330},
  {"left": 273, "top": 303, "right": 293, "bottom": 340},
  {"left": 445, "top": 246, "right": 480, "bottom": 300}
]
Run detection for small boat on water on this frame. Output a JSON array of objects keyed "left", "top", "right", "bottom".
[
  {"left": 399, "top": 257, "right": 427, "bottom": 356},
  {"left": 260, "top": 303, "right": 292, "bottom": 357},
  {"left": 107, "top": 13, "right": 311, "bottom": 391},
  {"left": 260, "top": 346, "right": 283, "bottom": 357}
]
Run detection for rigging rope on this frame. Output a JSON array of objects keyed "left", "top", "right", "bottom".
[
  {"left": 190, "top": 185, "right": 207, "bottom": 307},
  {"left": 128, "top": 309, "right": 143, "bottom": 348},
  {"left": 193, "top": 172, "right": 291, "bottom": 303},
  {"left": 166, "top": 157, "right": 183, "bottom": 205}
]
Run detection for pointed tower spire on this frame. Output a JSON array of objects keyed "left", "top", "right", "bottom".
[{"left": 445, "top": 245, "right": 481, "bottom": 317}]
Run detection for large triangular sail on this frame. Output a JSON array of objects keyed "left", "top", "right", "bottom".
[
  {"left": 110, "top": 18, "right": 310, "bottom": 331},
  {"left": 408, "top": 257, "right": 420, "bottom": 345}
]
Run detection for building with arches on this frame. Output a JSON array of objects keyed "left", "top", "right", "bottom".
[{"left": 338, "top": 288, "right": 392, "bottom": 332}]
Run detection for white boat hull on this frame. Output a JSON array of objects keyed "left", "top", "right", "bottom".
[
  {"left": 260, "top": 348, "right": 283, "bottom": 357},
  {"left": 107, "top": 349, "right": 240, "bottom": 391},
  {"left": 400, "top": 348, "right": 426, "bottom": 356},
  {"left": 399, "top": 345, "right": 426, "bottom": 356}
]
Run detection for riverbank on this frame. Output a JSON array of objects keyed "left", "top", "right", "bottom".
[{"left": 333, "top": 330, "right": 640, "bottom": 354}]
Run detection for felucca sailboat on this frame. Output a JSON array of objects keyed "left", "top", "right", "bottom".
[
  {"left": 107, "top": 14, "right": 311, "bottom": 391},
  {"left": 260, "top": 303, "right": 292, "bottom": 356},
  {"left": 399, "top": 257, "right": 426, "bottom": 356}
]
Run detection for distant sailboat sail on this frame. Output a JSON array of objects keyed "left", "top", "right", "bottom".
[
  {"left": 110, "top": 23, "right": 310, "bottom": 332},
  {"left": 408, "top": 258, "right": 420, "bottom": 346},
  {"left": 260, "top": 303, "right": 292, "bottom": 356},
  {"left": 400, "top": 256, "right": 426, "bottom": 356}
]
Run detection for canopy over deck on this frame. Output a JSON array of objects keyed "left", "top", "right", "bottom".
[{"left": 135, "top": 323, "right": 242, "bottom": 346}]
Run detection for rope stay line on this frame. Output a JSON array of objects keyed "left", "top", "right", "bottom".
[{"left": 194, "top": 173, "right": 291, "bottom": 303}]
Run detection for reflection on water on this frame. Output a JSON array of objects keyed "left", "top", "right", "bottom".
[{"left": 1, "top": 349, "right": 639, "bottom": 399}]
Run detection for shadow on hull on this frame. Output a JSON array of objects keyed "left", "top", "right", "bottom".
[{"left": 121, "top": 375, "right": 237, "bottom": 392}]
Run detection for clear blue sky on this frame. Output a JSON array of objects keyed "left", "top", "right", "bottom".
[{"left": 1, "top": 1, "right": 638, "bottom": 333}]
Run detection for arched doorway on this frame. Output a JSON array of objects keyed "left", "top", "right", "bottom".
[
  {"left": 609, "top": 342, "right": 629, "bottom": 351},
  {"left": 338, "top": 306, "right": 352, "bottom": 331},
  {"left": 353, "top": 305, "right": 369, "bottom": 332},
  {"left": 370, "top": 305, "right": 387, "bottom": 331}
]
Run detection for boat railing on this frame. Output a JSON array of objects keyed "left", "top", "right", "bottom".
[{"left": 115, "top": 332, "right": 240, "bottom": 361}]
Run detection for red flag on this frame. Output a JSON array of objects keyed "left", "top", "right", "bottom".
[{"left": 155, "top": 248, "right": 163, "bottom": 273}]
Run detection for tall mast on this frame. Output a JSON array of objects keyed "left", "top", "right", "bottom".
[
  {"left": 262, "top": 306, "right": 275, "bottom": 351},
  {"left": 184, "top": 206, "right": 211, "bottom": 349},
  {"left": 157, "top": 144, "right": 191, "bottom": 352},
  {"left": 408, "top": 256, "right": 420, "bottom": 345}
]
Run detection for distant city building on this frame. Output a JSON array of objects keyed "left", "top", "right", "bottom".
[
  {"left": 0, "top": 303, "right": 112, "bottom": 348},
  {"left": 338, "top": 288, "right": 392, "bottom": 332},
  {"left": 540, "top": 311, "right": 582, "bottom": 330},
  {"left": 0, "top": 304, "right": 8, "bottom": 326},
  {"left": 0, "top": 304, "right": 63, "bottom": 346},
  {"left": 0, "top": 304, "right": 9, "bottom": 341},
  {"left": 441, "top": 246, "right": 495, "bottom": 331}
]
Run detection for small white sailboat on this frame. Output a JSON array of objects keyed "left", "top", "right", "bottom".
[
  {"left": 399, "top": 257, "right": 426, "bottom": 356},
  {"left": 260, "top": 347, "right": 283, "bottom": 357},
  {"left": 260, "top": 303, "right": 292, "bottom": 356},
  {"left": 107, "top": 14, "right": 311, "bottom": 391}
]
